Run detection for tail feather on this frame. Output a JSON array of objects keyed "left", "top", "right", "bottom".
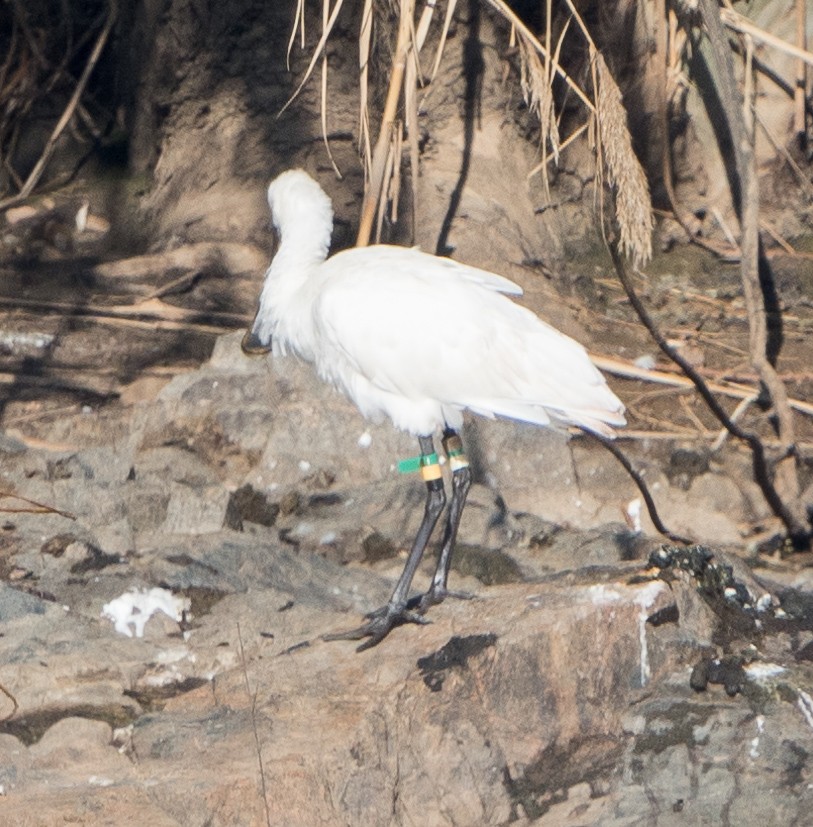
[{"left": 462, "top": 398, "right": 625, "bottom": 436}]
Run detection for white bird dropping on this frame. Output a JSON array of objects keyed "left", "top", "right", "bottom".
[
  {"left": 243, "top": 169, "right": 625, "bottom": 650},
  {"left": 102, "top": 587, "right": 190, "bottom": 638}
]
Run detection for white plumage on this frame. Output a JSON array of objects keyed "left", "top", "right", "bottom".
[
  {"left": 244, "top": 169, "right": 625, "bottom": 649},
  {"left": 247, "top": 169, "right": 625, "bottom": 438}
]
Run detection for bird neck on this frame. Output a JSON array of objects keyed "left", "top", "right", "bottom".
[
  {"left": 275, "top": 226, "right": 329, "bottom": 272},
  {"left": 253, "top": 221, "right": 331, "bottom": 356},
  {"left": 271, "top": 204, "right": 332, "bottom": 278},
  {"left": 265, "top": 222, "right": 328, "bottom": 303}
]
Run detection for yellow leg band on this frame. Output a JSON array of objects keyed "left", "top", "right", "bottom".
[{"left": 420, "top": 462, "right": 443, "bottom": 482}]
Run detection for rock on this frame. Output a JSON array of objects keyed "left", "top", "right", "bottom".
[
  {"left": 3, "top": 563, "right": 811, "bottom": 825},
  {"left": 162, "top": 481, "right": 233, "bottom": 534},
  {"left": 0, "top": 582, "right": 51, "bottom": 621},
  {"left": 0, "top": 336, "right": 811, "bottom": 824}
]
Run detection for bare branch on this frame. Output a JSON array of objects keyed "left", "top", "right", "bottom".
[
  {"left": 696, "top": 0, "right": 809, "bottom": 546},
  {"left": 607, "top": 239, "right": 809, "bottom": 548},
  {"left": 586, "top": 431, "right": 692, "bottom": 544}
]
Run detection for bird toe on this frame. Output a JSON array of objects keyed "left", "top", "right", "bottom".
[
  {"left": 413, "top": 586, "right": 477, "bottom": 613},
  {"left": 323, "top": 605, "right": 431, "bottom": 651}
]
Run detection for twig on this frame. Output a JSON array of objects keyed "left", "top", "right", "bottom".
[
  {"left": 711, "top": 393, "right": 756, "bottom": 452},
  {"left": 0, "top": 491, "right": 76, "bottom": 521},
  {"left": 678, "top": 395, "right": 712, "bottom": 435},
  {"left": 586, "top": 431, "right": 692, "bottom": 544},
  {"left": 145, "top": 273, "right": 202, "bottom": 300},
  {"left": 754, "top": 106, "right": 813, "bottom": 198},
  {"left": 236, "top": 623, "right": 272, "bottom": 827},
  {"left": 709, "top": 205, "right": 738, "bottom": 249},
  {"left": 759, "top": 216, "right": 796, "bottom": 256},
  {"left": 0, "top": 1, "right": 117, "bottom": 209}
]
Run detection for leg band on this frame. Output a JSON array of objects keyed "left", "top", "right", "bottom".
[
  {"left": 442, "top": 433, "right": 469, "bottom": 472},
  {"left": 420, "top": 451, "right": 443, "bottom": 482}
]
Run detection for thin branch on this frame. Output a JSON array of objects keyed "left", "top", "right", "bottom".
[
  {"left": 0, "top": 0, "right": 117, "bottom": 209},
  {"left": 586, "top": 431, "right": 693, "bottom": 544},
  {"left": 0, "top": 492, "right": 76, "bottom": 521},
  {"left": 607, "top": 239, "right": 809, "bottom": 548}
]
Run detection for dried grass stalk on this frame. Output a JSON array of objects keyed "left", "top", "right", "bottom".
[
  {"left": 485, "top": 0, "right": 594, "bottom": 111},
  {"left": 404, "top": 40, "right": 420, "bottom": 227},
  {"left": 321, "top": 0, "right": 341, "bottom": 176},
  {"left": 358, "top": 0, "right": 373, "bottom": 174},
  {"left": 518, "top": 12, "right": 569, "bottom": 193},
  {"left": 356, "top": 0, "right": 415, "bottom": 246},
  {"left": 428, "top": 0, "right": 458, "bottom": 84},
  {"left": 279, "top": 0, "right": 346, "bottom": 116},
  {"left": 282, "top": 0, "right": 650, "bottom": 266},
  {"left": 594, "top": 52, "right": 653, "bottom": 268},
  {"left": 288, "top": 0, "right": 306, "bottom": 70}
]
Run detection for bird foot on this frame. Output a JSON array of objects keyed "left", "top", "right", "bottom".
[
  {"left": 411, "top": 586, "right": 476, "bottom": 613},
  {"left": 323, "top": 604, "right": 430, "bottom": 652}
]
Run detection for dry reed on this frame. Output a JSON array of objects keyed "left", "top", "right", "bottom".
[{"left": 594, "top": 52, "right": 654, "bottom": 269}]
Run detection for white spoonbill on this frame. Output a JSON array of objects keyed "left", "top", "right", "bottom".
[{"left": 242, "top": 169, "right": 626, "bottom": 650}]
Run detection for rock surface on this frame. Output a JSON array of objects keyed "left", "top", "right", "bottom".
[
  {"left": 0, "top": 333, "right": 811, "bottom": 825},
  {"left": 2, "top": 1, "right": 813, "bottom": 822}
]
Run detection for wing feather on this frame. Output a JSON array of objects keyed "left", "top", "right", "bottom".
[{"left": 310, "top": 245, "right": 623, "bottom": 432}]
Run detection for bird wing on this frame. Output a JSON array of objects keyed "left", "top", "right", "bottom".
[
  {"left": 411, "top": 248, "right": 524, "bottom": 296},
  {"left": 311, "top": 246, "right": 623, "bottom": 432}
]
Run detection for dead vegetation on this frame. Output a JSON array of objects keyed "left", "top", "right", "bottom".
[
  {"left": 0, "top": 0, "right": 118, "bottom": 208},
  {"left": 0, "top": 1, "right": 812, "bottom": 548},
  {"left": 279, "top": 0, "right": 812, "bottom": 545}
]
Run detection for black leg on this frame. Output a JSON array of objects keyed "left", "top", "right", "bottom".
[
  {"left": 324, "top": 435, "right": 446, "bottom": 651},
  {"left": 419, "top": 428, "right": 473, "bottom": 609}
]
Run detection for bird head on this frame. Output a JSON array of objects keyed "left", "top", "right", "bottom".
[
  {"left": 242, "top": 170, "right": 334, "bottom": 357},
  {"left": 266, "top": 169, "right": 333, "bottom": 240}
]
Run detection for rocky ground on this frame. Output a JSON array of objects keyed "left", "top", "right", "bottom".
[
  {"left": 1, "top": 3, "right": 813, "bottom": 822},
  {"left": 0, "top": 330, "right": 811, "bottom": 825}
]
